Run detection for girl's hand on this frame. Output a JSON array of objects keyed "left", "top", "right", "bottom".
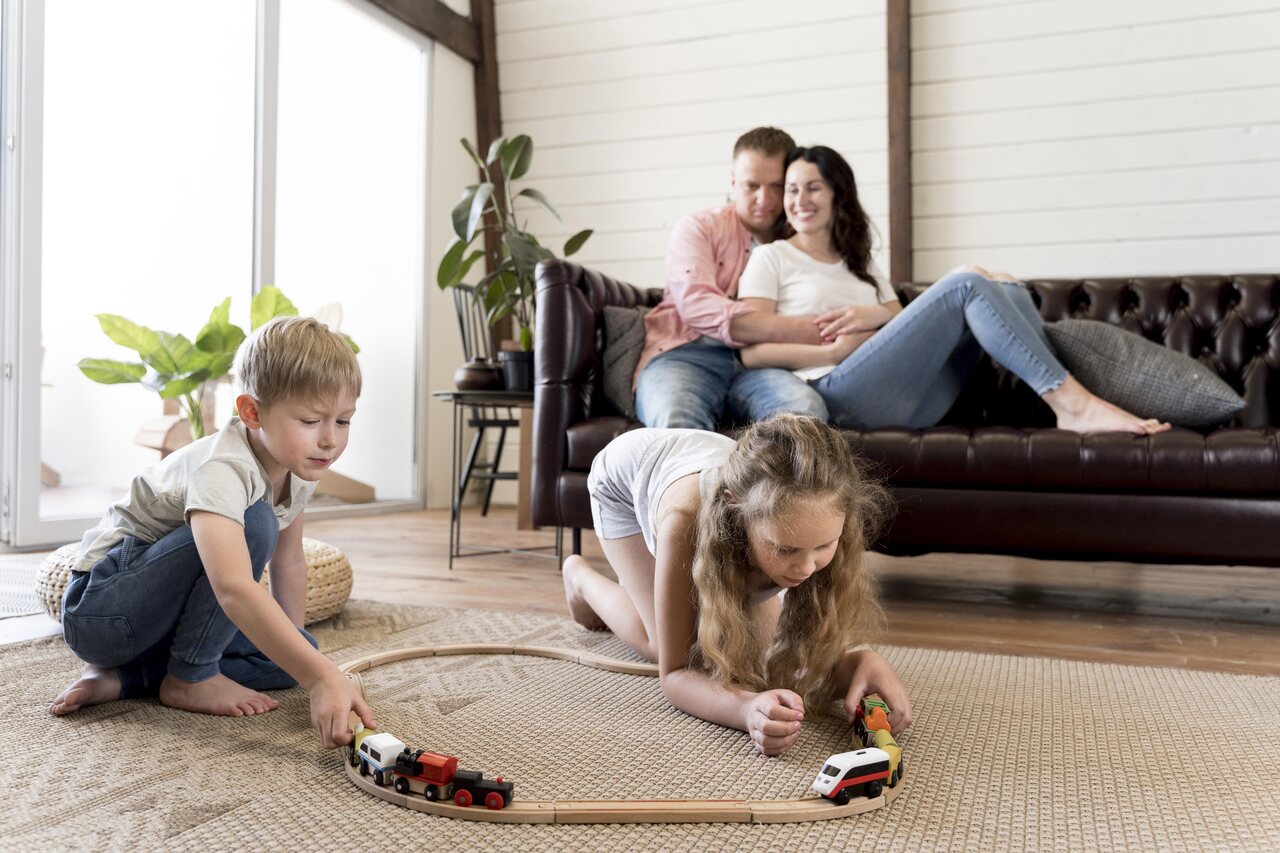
[
  {"left": 822, "top": 332, "right": 872, "bottom": 364},
  {"left": 745, "top": 689, "right": 805, "bottom": 756},
  {"left": 816, "top": 306, "right": 887, "bottom": 340},
  {"left": 844, "top": 650, "right": 913, "bottom": 735},
  {"left": 309, "top": 670, "right": 377, "bottom": 749}
]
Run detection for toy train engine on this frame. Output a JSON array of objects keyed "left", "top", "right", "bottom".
[
  {"left": 355, "top": 732, "right": 408, "bottom": 787},
  {"left": 391, "top": 749, "right": 458, "bottom": 801},
  {"left": 812, "top": 747, "right": 893, "bottom": 805},
  {"left": 451, "top": 768, "right": 514, "bottom": 810}
]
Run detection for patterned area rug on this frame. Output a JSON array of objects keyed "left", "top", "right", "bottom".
[
  {"left": 0, "top": 553, "right": 46, "bottom": 618},
  {"left": 3, "top": 600, "right": 1278, "bottom": 852}
]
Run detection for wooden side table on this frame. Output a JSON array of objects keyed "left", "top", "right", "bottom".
[{"left": 433, "top": 390, "right": 557, "bottom": 569}]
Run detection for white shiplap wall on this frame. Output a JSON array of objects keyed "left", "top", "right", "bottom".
[
  {"left": 494, "top": 0, "right": 892, "bottom": 289},
  {"left": 911, "top": 0, "right": 1280, "bottom": 280}
]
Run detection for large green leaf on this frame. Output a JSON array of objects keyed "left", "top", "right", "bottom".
[
  {"left": 251, "top": 285, "right": 298, "bottom": 329},
  {"left": 160, "top": 371, "right": 210, "bottom": 400},
  {"left": 451, "top": 186, "right": 478, "bottom": 240},
  {"left": 96, "top": 314, "right": 161, "bottom": 357},
  {"left": 505, "top": 231, "right": 546, "bottom": 278},
  {"left": 342, "top": 334, "right": 360, "bottom": 355},
  {"left": 463, "top": 183, "right": 495, "bottom": 243},
  {"left": 195, "top": 297, "right": 246, "bottom": 355},
  {"left": 564, "top": 229, "right": 593, "bottom": 257},
  {"left": 78, "top": 358, "right": 145, "bottom": 385},
  {"left": 485, "top": 136, "right": 506, "bottom": 167},
  {"left": 203, "top": 351, "right": 236, "bottom": 380},
  {"left": 437, "top": 237, "right": 468, "bottom": 288},
  {"left": 516, "top": 188, "right": 562, "bottom": 222},
  {"left": 518, "top": 325, "right": 533, "bottom": 351},
  {"left": 501, "top": 135, "right": 533, "bottom": 181}
]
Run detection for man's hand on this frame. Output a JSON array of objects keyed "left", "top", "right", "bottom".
[
  {"left": 844, "top": 650, "right": 913, "bottom": 735},
  {"left": 744, "top": 689, "right": 805, "bottom": 756},
  {"left": 309, "top": 669, "right": 377, "bottom": 749}
]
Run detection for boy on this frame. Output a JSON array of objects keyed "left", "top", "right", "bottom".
[{"left": 50, "top": 316, "right": 376, "bottom": 749}]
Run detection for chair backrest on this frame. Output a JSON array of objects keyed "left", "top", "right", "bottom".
[{"left": 452, "top": 284, "right": 498, "bottom": 362}]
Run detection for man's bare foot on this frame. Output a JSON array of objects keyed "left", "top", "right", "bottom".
[
  {"left": 1046, "top": 377, "right": 1171, "bottom": 435},
  {"left": 50, "top": 665, "right": 121, "bottom": 715},
  {"left": 159, "top": 672, "right": 280, "bottom": 717},
  {"left": 562, "top": 555, "right": 608, "bottom": 630}
]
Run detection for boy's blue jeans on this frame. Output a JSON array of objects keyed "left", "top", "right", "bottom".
[
  {"left": 61, "top": 500, "right": 318, "bottom": 699},
  {"left": 635, "top": 341, "right": 829, "bottom": 430},
  {"left": 813, "top": 271, "right": 1068, "bottom": 429}
]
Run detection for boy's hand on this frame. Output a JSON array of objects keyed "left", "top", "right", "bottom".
[
  {"left": 745, "top": 689, "right": 805, "bottom": 756},
  {"left": 844, "top": 650, "right": 913, "bottom": 735},
  {"left": 309, "top": 670, "right": 377, "bottom": 749}
]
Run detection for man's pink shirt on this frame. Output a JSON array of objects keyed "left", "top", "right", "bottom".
[{"left": 633, "top": 205, "right": 760, "bottom": 388}]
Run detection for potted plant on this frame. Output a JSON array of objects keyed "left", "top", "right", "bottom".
[
  {"left": 435, "top": 134, "right": 591, "bottom": 391},
  {"left": 78, "top": 285, "right": 358, "bottom": 441}
]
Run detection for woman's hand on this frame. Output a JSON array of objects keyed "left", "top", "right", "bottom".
[
  {"left": 843, "top": 650, "right": 913, "bottom": 735},
  {"left": 744, "top": 689, "right": 805, "bottom": 756},
  {"left": 821, "top": 331, "right": 873, "bottom": 364},
  {"left": 816, "top": 305, "right": 892, "bottom": 340}
]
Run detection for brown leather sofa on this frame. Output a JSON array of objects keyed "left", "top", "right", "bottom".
[{"left": 531, "top": 260, "right": 1280, "bottom": 567}]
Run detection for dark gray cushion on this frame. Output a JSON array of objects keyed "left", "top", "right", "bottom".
[
  {"left": 1043, "top": 319, "right": 1246, "bottom": 429},
  {"left": 602, "top": 306, "right": 650, "bottom": 419}
]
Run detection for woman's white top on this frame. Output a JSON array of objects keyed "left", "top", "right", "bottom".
[{"left": 737, "top": 240, "right": 897, "bottom": 380}]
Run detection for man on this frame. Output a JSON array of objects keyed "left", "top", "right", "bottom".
[{"left": 633, "top": 127, "right": 827, "bottom": 430}]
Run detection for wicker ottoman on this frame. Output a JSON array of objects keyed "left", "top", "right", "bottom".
[{"left": 36, "top": 538, "right": 353, "bottom": 626}]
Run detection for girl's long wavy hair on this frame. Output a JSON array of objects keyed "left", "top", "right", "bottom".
[
  {"left": 784, "top": 145, "right": 878, "bottom": 287},
  {"left": 690, "top": 415, "right": 891, "bottom": 710}
]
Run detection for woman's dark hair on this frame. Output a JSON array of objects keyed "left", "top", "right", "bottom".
[{"left": 784, "top": 146, "right": 877, "bottom": 286}]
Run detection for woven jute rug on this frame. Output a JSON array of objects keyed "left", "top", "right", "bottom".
[{"left": 3, "top": 600, "right": 1278, "bottom": 852}]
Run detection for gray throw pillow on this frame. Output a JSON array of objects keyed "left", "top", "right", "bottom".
[
  {"left": 602, "top": 305, "right": 650, "bottom": 419},
  {"left": 1043, "top": 319, "right": 1245, "bottom": 428}
]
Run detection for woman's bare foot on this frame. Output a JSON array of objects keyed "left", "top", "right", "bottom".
[
  {"left": 562, "top": 555, "right": 608, "bottom": 630},
  {"left": 159, "top": 672, "right": 280, "bottom": 717},
  {"left": 50, "top": 665, "right": 121, "bottom": 715},
  {"left": 1045, "top": 377, "right": 1171, "bottom": 435}
]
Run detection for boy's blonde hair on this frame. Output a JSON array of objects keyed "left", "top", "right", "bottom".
[
  {"left": 234, "top": 315, "right": 362, "bottom": 407},
  {"left": 691, "top": 415, "right": 890, "bottom": 711}
]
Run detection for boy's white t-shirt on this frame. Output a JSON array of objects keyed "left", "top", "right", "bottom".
[
  {"left": 74, "top": 417, "right": 317, "bottom": 573},
  {"left": 737, "top": 240, "right": 898, "bottom": 381}
]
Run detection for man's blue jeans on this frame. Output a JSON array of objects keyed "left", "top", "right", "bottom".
[
  {"left": 61, "top": 500, "right": 318, "bottom": 698},
  {"left": 635, "top": 341, "right": 828, "bottom": 430},
  {"left": 813, "top": 271, "right": 1068, "bottom": 429}
]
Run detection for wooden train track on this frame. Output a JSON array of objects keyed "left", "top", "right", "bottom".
[{"left": 337, "top": 643, "right": 904, "bottom": 824}]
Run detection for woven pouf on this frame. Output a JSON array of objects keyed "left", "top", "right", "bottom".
[{"left": 35, "top": 537, "right": 353, "bottom": 626}]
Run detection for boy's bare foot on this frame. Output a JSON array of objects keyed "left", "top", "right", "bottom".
[
  {"left": 159, "top": 672, "right": 280, "bottom": 717},
  {"left": 562, "top": 555, "right": 608, "bottom": 630},
  {"left": 1046, "top": 377, "right": 1171, "bottom": 435},
  {"left": 50, "top": 665, "right": 121, "bottom": 715}
]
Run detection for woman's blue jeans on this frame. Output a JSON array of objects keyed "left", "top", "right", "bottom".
[
  {"left": 813, "top": 271, "right": 1068, "bottom": 429},
  {"left": 61, "top": 500, "right": 318, "bottom": 698}
]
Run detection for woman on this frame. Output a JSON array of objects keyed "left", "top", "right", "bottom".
[{"left": 736, "top": 145, "right": 1169, "bottom": 435}]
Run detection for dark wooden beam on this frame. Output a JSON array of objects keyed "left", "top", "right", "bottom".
[
  {"left": 887, "top": 0, "right": 912, "bottom": 283},
  {"left": 471, "top": 0, "right": 506, "bottom": 293},
  {"left": 363, "top": 0, "right": 481, "bottom": 64}
]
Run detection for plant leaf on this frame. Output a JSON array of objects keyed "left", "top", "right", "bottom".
[
  {"left": 516, "top": 188, "right": 562, "bottom": 223},
  {"left": 501, "top": 135, "right": 532, "bottom": 181},
  {"left": 78, "top": 358, "right": 145, "bottom": 384},
  {"left": 342, "top": 334, "right": 360, "bottom": 355},
  {"left": 460, "top": 138, "right": 486, "bottom": 172},
  {"left": 160, "top": 371, "right": 210, "bottom": 400},
  {"left": 96, "top": 314, "right": 161, "bottom": 357},
  {"left": 563, "top": 229, "right": 593, "bottom": 257},
  {"left": 203, "top": 351, "right": 235, "bottom": 380},
  {"left": 196, "top": 297, "right": 246, "bottom": 355},
  {"left": 251, "top": 285, "right": 298, "bottom": 329},
  {"left": 485, "top": 136, "right": 506, "bottom": 167},
  {"left": 437, "top": 237, "right": 467, "bottom": 288},
  {"left": 464, "top": 183, "right": 495, "bottom": 243},
  {"left": 504, "top": 231, "right": 545, "bottom": 278},
  {"left": 518, "top": 325, "right": 533, "bottom": 351},
  {"left": 450, "top": 186, "right": 478, "bottom": 240}
]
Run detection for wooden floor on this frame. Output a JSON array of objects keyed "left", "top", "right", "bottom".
[{"left": 6, "top": 507, "right": 1278, "bottom": 676}]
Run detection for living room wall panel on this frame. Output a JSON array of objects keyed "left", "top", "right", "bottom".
[
  {"left": 912, "top": 0, "right": 1280, "bottom": 280},
  {"left": 493, "top": 0, "right": 893, "bottom": 291}
]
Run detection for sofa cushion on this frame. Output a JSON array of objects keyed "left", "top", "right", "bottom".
[
  {"left": 1043, "top": 319, "right": 1246, "bottom": 428},
  {"left": 601, "top": 306, "right": 650, "bottom": 419},
  {"left": 851, "top": 427, "right": 1279, "bottom": 495}
]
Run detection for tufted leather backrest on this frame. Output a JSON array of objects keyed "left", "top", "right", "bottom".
[{"left": 898, "top": 274, "right": 1280, "bottom": 429}]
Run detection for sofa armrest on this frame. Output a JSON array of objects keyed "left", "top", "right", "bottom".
[{"left": 531, "top": 259, "right": 658, "bottom": 527}]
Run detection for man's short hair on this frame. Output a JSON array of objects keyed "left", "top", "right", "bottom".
[
  {"left": 235, "top": 315, "right": 362, "bottom": 408},
  {"left": 732, "top": 127, "right": 796, "bottom": 160}
]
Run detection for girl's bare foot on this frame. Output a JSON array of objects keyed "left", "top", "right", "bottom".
[
  {"left": 159, "top": 672, "right": 280, "bottom": 717},
  {"left": 1045, "top": 377, "right": 1171, "bottom": 435},
  {"left": 50, "top": 666, "right": 121, "bottom": 715},
  {"left": 562, "top": 555, "right": 608, "bottom": 630}
]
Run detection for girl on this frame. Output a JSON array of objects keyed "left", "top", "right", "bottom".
[
  {"left": 736, "top": 145, "right": 1171, "bottom": 435},
  {"left": 562, "top": 414, "right": 911, "bottom": 756}
]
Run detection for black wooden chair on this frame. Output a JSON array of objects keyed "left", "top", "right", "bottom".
[{"left": 452, "top": 284, "right": 518, "bottom": 516}]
